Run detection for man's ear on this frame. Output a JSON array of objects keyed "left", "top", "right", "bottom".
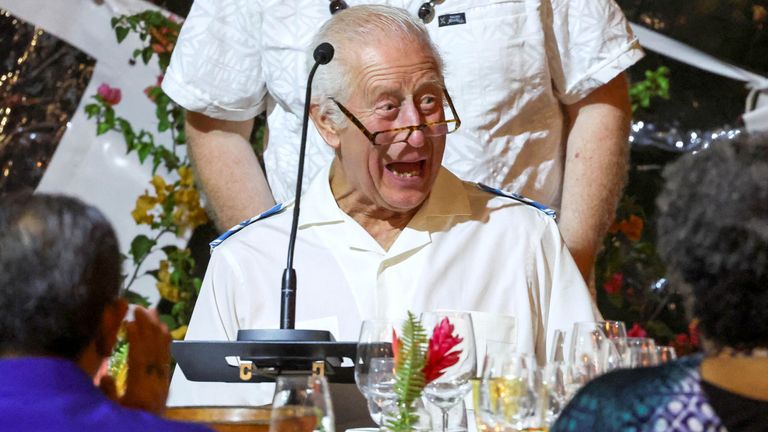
[
  {"left": 97, "top": 299, "right": 129, "bottom": 356},
  {"left": 310, "top": 103, "right": 341, "bottom": 150}
]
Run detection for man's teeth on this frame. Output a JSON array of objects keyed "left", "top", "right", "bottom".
[{"left": 391, "top": 169, "right": 419, "bottom": 178}]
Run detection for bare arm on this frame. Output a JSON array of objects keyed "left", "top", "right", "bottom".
[
  {"left": 559, "top": 74, "right": 632, "bottom": 283},
  {"left": 185, "top": 111, "right": 275, "bottom": 231}
]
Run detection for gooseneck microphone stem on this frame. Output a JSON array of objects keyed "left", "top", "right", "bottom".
[{"left": 281, "top": 42, "right": 335, "bottom": 330}]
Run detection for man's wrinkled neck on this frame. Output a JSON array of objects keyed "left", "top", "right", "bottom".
[{"left": 330, "top": 161, "right": 420, "bottom": 251}]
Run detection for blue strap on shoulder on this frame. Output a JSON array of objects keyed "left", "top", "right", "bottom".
[
  {"left": 209, "top": 202, "right": 286, "bottom": 252},
  {"left": 476, "top": 183, "right": 557, "bottom": 219}
]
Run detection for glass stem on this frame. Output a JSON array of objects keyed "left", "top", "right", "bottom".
[{"left": 442, "top": 409, "right": 449, "bottom": 432}]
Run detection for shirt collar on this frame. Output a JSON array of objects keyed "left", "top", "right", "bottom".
[{"left": 298, "top": 161, "right": 472, "bottom": 229}]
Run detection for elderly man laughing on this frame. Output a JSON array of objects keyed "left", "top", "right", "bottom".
[{"left": 169, "top": 4, "right": 598, "bottom": 408}]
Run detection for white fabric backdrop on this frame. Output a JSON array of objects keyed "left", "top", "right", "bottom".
[{"left": 0, "top": 0, "right": 187, "bottom": 304}]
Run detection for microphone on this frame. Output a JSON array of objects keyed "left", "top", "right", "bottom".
[
  {"left": 281, "top": 42, "right": 335, "bottom": 331},
  {"left": 313, "top": 42, "right": 335, "bottom": 65}
]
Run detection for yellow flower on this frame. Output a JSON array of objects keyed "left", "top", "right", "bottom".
[
  {"left": 170, "top": 325, "right": 188, "bottom": 340},
  {"left": 151, "top": 175, "right": 170, "bottom": 202},
  {"left": 173, "top": 187, "right": 208, "bottom": 234},
  {"left": 114, "top": 362, "right": 128, "bottom": 397},
  {"left": 178, "top": 166, "right": 195, "bottom": 188},
  {"left": 156, "top": 260, "right": 181, "bottom": 302},
  {"left": 131, "top": 193, "right": 157, "bottom": 225}
]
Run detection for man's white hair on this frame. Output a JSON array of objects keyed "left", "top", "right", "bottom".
[{"left": 309, "top": 4, "right": 445, "bottom": 129}]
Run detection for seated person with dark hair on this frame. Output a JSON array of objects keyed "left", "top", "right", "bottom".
[
  {"left": 0, "top": 193, "right": 207, "bottom": 431},
  {"left": 553, "top": 134, "right": 768, "bottom": 431}
]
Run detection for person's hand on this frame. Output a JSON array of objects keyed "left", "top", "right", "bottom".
[{"left": 119, "top": 306, "right": 173, "bottom": 414}]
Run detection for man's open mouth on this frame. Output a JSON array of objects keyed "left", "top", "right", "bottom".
[{"left": 386, "top": 160, "right": 426, "bottom": 178}]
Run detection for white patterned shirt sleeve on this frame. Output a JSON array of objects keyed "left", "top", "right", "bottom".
[
  {"left": 162, "top": 0, "right": 266, "bottom": 121},
  {"left": 546, "top": 0, "right": 644, "bottom": 104}
]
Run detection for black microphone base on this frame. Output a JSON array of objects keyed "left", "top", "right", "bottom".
[{"left": 237, "top": 328, "right": 335, "bottom": 342}]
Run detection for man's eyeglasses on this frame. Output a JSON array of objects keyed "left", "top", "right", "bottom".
[{"left": 331, "top": 88, "right": 461, "bottom": 146}]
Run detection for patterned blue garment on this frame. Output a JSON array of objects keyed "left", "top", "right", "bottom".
[{"left": 552, "top": 354, "right": 728, "bottom": 432}]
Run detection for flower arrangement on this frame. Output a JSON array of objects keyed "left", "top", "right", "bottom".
[
  {"left": 387, "top": 312, "right": 463, "bottom": 431},
  {"left": 596, "top": 196, "right": 700, "bottom": 355}
]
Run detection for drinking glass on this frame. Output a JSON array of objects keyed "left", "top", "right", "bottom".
[
  {"left": 421, "top": 311, "right": 477, "bottom": 432},
  {"left": 656, "top": 345, "right": 678, "bottom": 364},
  {"left": 541, "top": 361, "right": 569, "bottom": 427},
  {"left": 478, "top": 352, "right": 539, "bottom": 430},
  {"left": 568, "top": 322, "right": 609, "bottom": 391},
  {"left": 269, "top": 375, "right": 334, "bottom": 432},
  {"left": 355, "top": 319, "right": 401, "bottom": 425},
  {"left": 600, "top": 320, "right": 628, "bottom": 339},
  {"left": 622, "top": 337, "right": 659, "bottom": 368}
]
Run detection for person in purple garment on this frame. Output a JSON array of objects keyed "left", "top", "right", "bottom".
[{"left": 0, "top": 193, "right": 208, "bottom": 431}]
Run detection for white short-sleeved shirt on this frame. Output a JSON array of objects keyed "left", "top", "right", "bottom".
[
  {"left": 162, "top": 0, "right": 643, "bottom": 209},
  {"left": 167, "top": 164, "right": 598, "bottom": 406}
]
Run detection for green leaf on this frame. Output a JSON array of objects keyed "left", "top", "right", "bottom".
[
  {"left": 129, "top": 234, "right": 156, "bottom": 263},
  {"left": 96, "top": 121, "right": 111, "bottom": 135},
  {"left": 159, "top": 314, "right": 177, "bottom": 329},
  {"left": 84, "top": 103, "right": 100, "bottom": 118},
  {"left": 141, "top": 46, "right": 153, "bottom": 64},
  {"left": 137, "top": 144, "right": 152, "bottom": 163},
  {"left": 122, "top": 289, "right": 151, "bottom": 307},
  {"left": 115, "top": 26, "right": 129, "bottom": 43}
]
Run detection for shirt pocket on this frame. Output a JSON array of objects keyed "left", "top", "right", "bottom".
[{"left": 429, "top": 1, "right": 548, "bottom": 129}]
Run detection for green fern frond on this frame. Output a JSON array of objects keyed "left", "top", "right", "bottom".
[{"left": 387, "top": 311, "right": 428, "bottom": 431}]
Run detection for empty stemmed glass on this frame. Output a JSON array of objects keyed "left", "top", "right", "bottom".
[
  {"left": 355, "top": 319, "right": 401, "bottom": 426},
  {"left": 421, "top": 311, "right": 476, "bottom": 432},
  {"left": 656, "top": 346, "right": 678, "bottom": 363},
  {"left": 622, "top": 337, "right": 659, "bottom": 368}
]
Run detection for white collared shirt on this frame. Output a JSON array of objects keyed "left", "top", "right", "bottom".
[
  {"left": 162, "top": 0, "right": 643, "bottom": 208},
  {"left": 168, "top": 164, "right": 598, "bottom": 406}
]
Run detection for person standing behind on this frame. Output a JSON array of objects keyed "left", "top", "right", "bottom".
[
  {"left": 0, "top": 193, "right": 208, "bottom": 432},
  {"left": 162, "top": 0, "right": 643, "bottom": 282}
]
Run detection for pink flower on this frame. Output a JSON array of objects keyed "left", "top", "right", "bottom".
[
  {"left": 97, "top": 83, "right": 121, "bottom": 106},
  {"left": 423, "top": 318, "right": 463, "bottom": 383},
  {"left": 627, "top": 323, "right": 647, "bottom": 338},
  {"left": 603, "top": 272, "right": 624, "bottom": 295}
]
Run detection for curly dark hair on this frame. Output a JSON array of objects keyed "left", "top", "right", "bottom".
[
  {"left": 656, "top": 134, "right": 768, "bottom": 350},
  {"left": 0, "top": 193, "right": 121, "bottom": 359}
]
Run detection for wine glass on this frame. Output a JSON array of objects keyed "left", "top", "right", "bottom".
[
  {"left": 567, "top": 322, "right": 609, "bottom": 396},
  {"left": 656, "top": 346, "right": 678, "bottom": 363},
  {"left": 600, "top": 320, "right": 627, "bottom": 339},
  {"left": 355, "top": 319, "right": 401, "bottom": 425},
  {"left": 622, "top": 337, "right": 659, "bottom": 368},
  {"left": 421, "top": 311, "right": 476, "bottom": 432},
  {"left": 269, "top": 375, "right": 334, "bottom": 432},
  {"left": 478, "top": 352, "right": 539, "bottom": 430}
]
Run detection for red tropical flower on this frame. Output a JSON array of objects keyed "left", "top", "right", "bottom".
[
  {"left": 603, "top": 272, "right": 624, "bottom": 295},
  {"left": 97, "top": 83, "right": 121, "bottom": 106},
  {"left": 627, "top": 322, "right": 648, "bottom": 338},
  {"left": 392, "top": 328, "right": 401, "bottom": 366},
  {"left": 423, "top": 318, "right": 463, "bottom": 383},
  {"left": 689, "top": 319, "right": 700, "bottom": 347}
]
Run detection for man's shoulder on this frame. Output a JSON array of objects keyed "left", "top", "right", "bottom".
[
  {"left": 209, "top": 201, "right": 294, "bottom": 252},
  {"left": 464, "top": 181, "right": 557, "bottom": 221}
]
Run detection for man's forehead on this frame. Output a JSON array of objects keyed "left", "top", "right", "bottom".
[{"left": 350, "top": 43, "right": 442, "bottom": 98}]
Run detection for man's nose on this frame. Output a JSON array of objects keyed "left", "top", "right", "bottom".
[{"left": 400, "top": 102, "right": 427, "bottom": 148}]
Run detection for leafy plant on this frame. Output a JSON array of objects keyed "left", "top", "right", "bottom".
[
  {"left": 84, "top": 10, "right": 204, "bottom": 341},
  {"left": 388, "top": 311, "right": 428, "bottom": 431},
  {"left": 629, "top": 66, "right": 671, "bottom": 112}
]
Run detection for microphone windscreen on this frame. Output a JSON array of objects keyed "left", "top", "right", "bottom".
[{"left": 313, "top": 42, "right": 335, "bottom": 65}]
